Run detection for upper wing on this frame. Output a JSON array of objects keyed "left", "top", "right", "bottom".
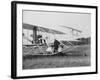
[{"left": 23, "top": 23, "right": 65, "bottom": 34}]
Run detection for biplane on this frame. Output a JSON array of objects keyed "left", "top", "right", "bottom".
[{"left": 23, "top": 23, "right": 82, "bottom": 55}]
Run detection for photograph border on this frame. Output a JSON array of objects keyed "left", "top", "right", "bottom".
[{"left": 11, "top": 1, "right": 98, "bottom": 79}]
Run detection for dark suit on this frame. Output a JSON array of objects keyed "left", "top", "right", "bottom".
[{"left": 54, "top": 39, "right": 60, "bottom": 53}]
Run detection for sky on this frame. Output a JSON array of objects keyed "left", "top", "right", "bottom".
[{"left": 23, "top": 10, "right": 91, "bottom": 42}]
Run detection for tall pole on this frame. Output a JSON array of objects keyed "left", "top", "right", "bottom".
[{"left": 33, "top": 26, "right": 37, "bottom": 44}]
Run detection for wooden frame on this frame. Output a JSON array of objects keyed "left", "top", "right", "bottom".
[{"left": 11, "top": 1, "right": 98, "bottom": 79}]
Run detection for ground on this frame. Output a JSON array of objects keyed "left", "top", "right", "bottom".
[{"left": 23, "top": 44, "right": 90, "bottom": 69}]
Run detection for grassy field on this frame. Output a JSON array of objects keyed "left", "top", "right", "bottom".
[{"left": 23, "top": 44, "right": 91, "bottom": 69}]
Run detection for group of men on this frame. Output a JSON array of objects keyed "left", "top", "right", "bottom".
[
  {"left": 37, "top": 35, "right": 63, "bottom": 54},
  {"left": 46, "top": 39, "right": 63, "bottom": 54}
]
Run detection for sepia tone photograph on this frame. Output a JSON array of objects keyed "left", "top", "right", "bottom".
[{"left": 22, "top": 10, "right": 91, "bottom": 69}]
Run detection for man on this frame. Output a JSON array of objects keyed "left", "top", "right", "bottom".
[{"left": 53, "top": 39, "right": 60, "bottom": 53}]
